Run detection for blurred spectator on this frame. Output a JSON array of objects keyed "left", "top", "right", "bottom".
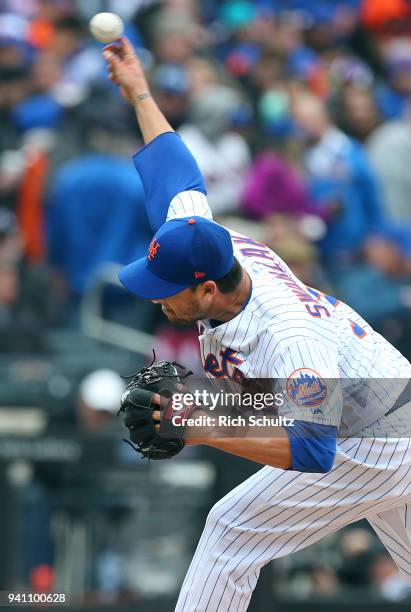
[
  {"left": 367, "top": 111, "right": 411, "bottom": 221},
  {"left": 46, "top": 90, "right": 152, "bottom": 299},
  {"left": 337, "top": 527, "right": 375, "bottom": 588},
  {"left": 328, "top": 53, "right": 374, "bottom": 93},
  {"left": 151, "top": 63, "right": 190, "bottom": 130},
  {"left": 47, "top": 14, "right": 103, "bottom": 94},
  {"left": 370, "top": 553, "right": 411, "bottom": 601},
  {"left": 75, "top": 0, "right": 145, "bottom": 22},
  {"left": 242, "top": 149, "right": 315, "bottom": 218},
  {"left": 0, "top": 12, "right": 32, "bottom": 67},
  {"left": 11, "top": 42, "right": 65, "bottom": 134},
  {"left": 216, "top": 1, "right": 265, "bottom": 80},
  {"left": 361, "top": 0, "right": 411, "bottom": 34},
  {"left": 250, "top": 52, "right": 287, "bottom": 117},
  {"left": 292, "top": 91, "right": 385, "bottom": 267},
  {"left": 187, "top": 57, "right": 219, "bottom": 97},
  {"left": 269, "top": 231, "right": 328, "bottom": 290},
  {"left": 364, "top": 226, "right": 411, "bottom": 277},
  {"left": 149, "top": 6, "right": 207, "bottom": 64},
  {"left": 375, "top": 40, "right": 411, "bottom": 120},
  {"left": 309, "top": 565, "right": 339, "bottom": 598},
  {"left": 333, "top": 224, "right": 411, "bottom": 350},
  {"left": 333, "top": 83, "right": 380, "bottom": 142},
  {"left": 0, "top": 207, "right": 57, "bottom": 353},
  {"left": 179, "top": 85, "right": 251, "bottom": 215},
  {"left": 0, "top": 64, "right": 30, "bottom": 151}
]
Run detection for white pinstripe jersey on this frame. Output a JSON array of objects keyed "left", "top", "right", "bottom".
[{"left": 166, "top": 190, "right": 411, "bottom": 436}]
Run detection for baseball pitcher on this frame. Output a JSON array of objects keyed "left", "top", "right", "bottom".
[{"left": 104, "top": 38, "right": 411, "bottom": 612}]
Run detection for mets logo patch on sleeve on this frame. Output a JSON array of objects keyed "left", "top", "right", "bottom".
[{"left": 286, "top": 368, "right": 327, "bottom": 408}]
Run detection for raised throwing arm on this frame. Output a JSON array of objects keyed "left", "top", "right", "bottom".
[
  {"left": 103, "top": 37, "right": 208, "bottom": 232},
  {"left": 103, "top": 37, "right": 173, "bottom": 144}
]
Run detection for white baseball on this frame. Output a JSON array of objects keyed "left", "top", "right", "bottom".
[{"left": 89, "top": 12, "right": 124, "bottom": 43}]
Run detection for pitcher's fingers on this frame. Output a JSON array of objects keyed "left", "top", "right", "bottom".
[
  {"left": 151, "top": 393, "right": 161, "bottom": 406},
  {"left": 102, "top": 49, "right": 121, "bottom": 68},
  {"left": 118, "top": 36, "right": 136, "bottom": 58},
  {"left": 152, "top": 410, "right": 161, "bottom": 422},
  {"left": 103, "top": 41, "right": 122, "bottom": 55}
]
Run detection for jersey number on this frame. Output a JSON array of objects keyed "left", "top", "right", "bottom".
[{"left": 307, "top": 288, "right": 367, "bottom": 339}]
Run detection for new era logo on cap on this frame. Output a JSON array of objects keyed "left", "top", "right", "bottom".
[{"left": 195, "top": 271, "right": 206, "bottom": 279}]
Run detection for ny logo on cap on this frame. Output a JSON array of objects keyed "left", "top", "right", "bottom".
[{"left": 147, "top": 238, "right": 161, "bottom": 261}]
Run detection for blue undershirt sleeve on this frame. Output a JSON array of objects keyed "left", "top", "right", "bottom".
[
  {"left": 132, "top": 132, "right": 207, "bottom": 232},
  {"left": 286, "top": 420, "right": 337, "bottom": 473}
]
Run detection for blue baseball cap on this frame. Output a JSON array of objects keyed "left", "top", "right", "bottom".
[{"left": 119, "top": 216, "right": 234, "bottom": 299}]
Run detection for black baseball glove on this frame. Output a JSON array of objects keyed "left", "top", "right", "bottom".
[{"left": 119, "top": 358, "right": 193, "bottom": 460}]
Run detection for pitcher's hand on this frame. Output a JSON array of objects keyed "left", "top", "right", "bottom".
[{"left": 103, "top": 36, "right": 150, "bottom": 105}]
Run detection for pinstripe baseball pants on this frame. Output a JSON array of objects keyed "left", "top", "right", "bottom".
[{"left": 175, "top": 437, "right": 411, "bottom": 611}]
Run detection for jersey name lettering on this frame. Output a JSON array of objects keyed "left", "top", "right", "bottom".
[{"left": 232, "top": 235, "right": 317, "bottom": 306}]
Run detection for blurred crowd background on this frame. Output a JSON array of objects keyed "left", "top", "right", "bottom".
[{"left": 1, "top": 0, "right": 411, "bottom": 610}]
